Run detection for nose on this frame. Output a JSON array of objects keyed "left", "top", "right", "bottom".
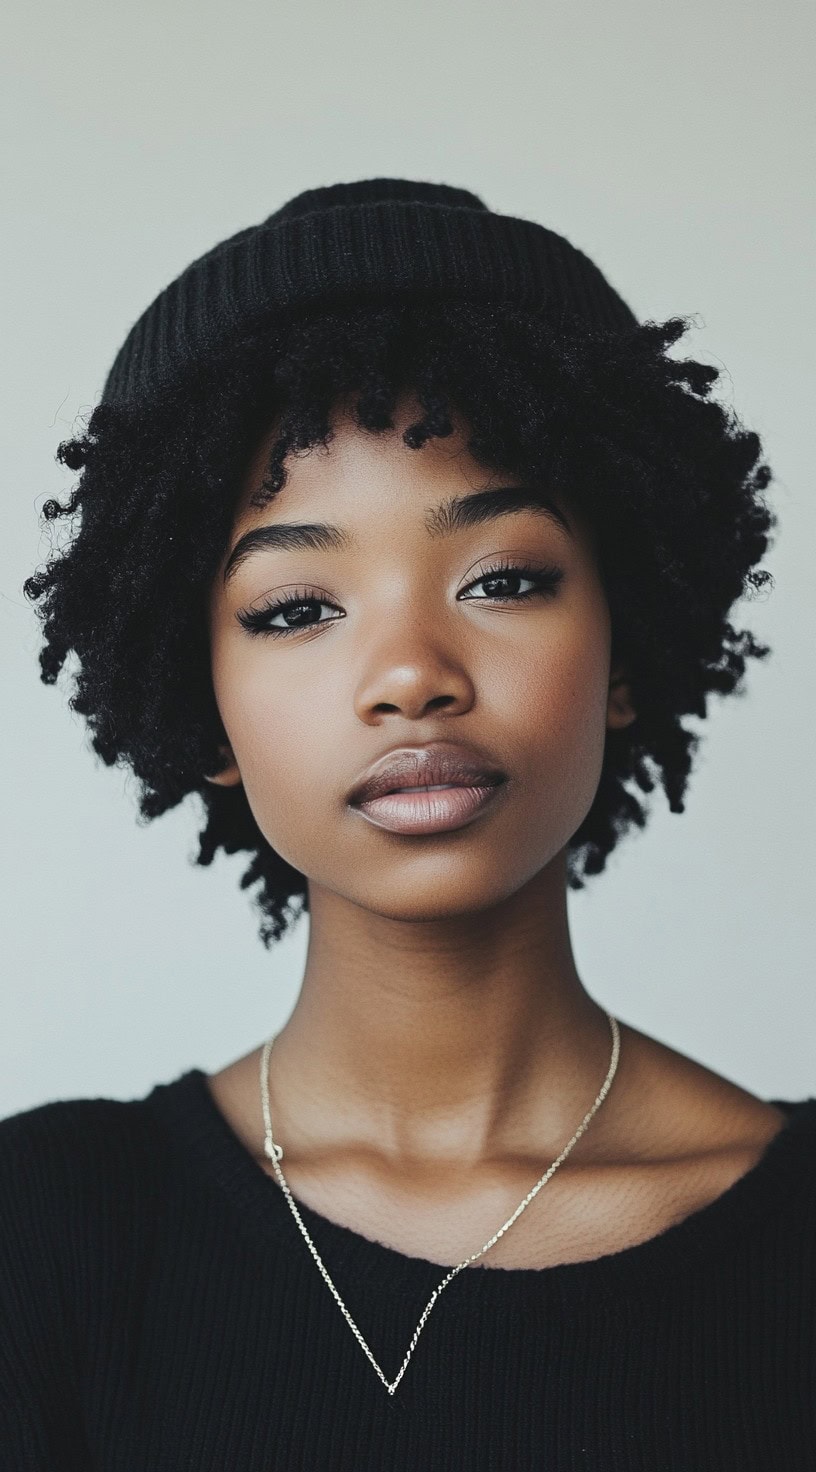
[{"left": 352, "top": 617, "right": 476, "bottom": 724}]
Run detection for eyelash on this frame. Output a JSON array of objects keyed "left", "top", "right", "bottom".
[{"left": 236, "top": 558, "right": 565, "bottom": 638}]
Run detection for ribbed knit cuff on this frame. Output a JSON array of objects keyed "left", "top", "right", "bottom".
[{"left": 101, "top": 194, "right": 638, "bottom": 409}]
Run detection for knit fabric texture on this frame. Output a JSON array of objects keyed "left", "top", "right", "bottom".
[
  {"left": 100, "top": 177, "right": 639, "bottom": 409},
  {"left": 2, "top": 1069, "right": 815, "bottom": 1470}
]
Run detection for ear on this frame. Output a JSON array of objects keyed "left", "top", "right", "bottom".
[
  {"left": 607, "top": 662, "right": 637, "bottom": 730},
  {"left": 203, "top": 742, "right": 243, "bottom": 787}
]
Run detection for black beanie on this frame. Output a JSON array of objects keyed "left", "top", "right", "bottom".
[{"left": 101, "top": 177, "right": 638, "bottom": 409}]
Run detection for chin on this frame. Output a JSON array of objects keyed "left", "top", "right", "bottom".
[{"left": 344, "top": 869, "right": 529, "bottom": 924}]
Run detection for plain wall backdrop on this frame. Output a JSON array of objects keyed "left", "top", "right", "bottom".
[{"left": 2, "top": 0, "right": 813, "bottom": 1118}]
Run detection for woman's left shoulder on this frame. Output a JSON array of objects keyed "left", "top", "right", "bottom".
[
  {"left": 763, "top": 1093, "right": 816, "bottom": 1165},
  {"left": 613, "top": 1023, "right": 816, "bottom": 1205}
]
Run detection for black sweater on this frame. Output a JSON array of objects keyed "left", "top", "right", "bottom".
[{"left": 1, "top": 1068, "right": 815, "bottom": 1470}]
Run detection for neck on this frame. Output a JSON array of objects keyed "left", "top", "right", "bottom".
[{"left": 269, "top": 855, "right": 614, "bottom": 1165}]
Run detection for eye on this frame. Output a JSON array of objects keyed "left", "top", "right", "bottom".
[
  {"left": 459, "top": 559, "right": 565, "bottom": 604},
  {"left": 236, "top": 587, "right": 343, "bottom": 638},
  {"left": 236, "top": 560, "right": 565, "bottom": 639}
]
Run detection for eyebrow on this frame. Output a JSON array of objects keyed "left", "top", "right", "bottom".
[{"left": 222, "top": 485, "right": 573, "bottom": 587}]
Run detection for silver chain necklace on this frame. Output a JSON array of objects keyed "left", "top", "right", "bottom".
[{"left": 259, "top": 1012, "right": 621, "bottom": 1396}]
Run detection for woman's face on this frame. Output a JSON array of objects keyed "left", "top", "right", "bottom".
[{"left": 206, "top": 392, "right": 635, "bottom": 921}]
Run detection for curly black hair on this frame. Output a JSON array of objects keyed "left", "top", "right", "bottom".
[{"left": 23, "top": 298, "right": 776, "bottom": 946}]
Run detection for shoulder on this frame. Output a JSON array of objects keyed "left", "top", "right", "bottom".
[
  {"left": 0, "top": 1087, "right": 176, "bottom": 1283},
  {"left": 611, "top": 1022, "right": 815, "bottom": 1162},
  {"left": 0, "top": 1087, "right": 176, "bottom": 1399},
  {"left": 0, "top": 1088, "right": 163, "bottom": 1187},
  {"left": 596, "top": 1025, "right": 816, "bottom": 1237}
]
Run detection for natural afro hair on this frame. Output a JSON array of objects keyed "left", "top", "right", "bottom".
[{"left": 23, "top": 297, "right": 776, "bottom": 946}]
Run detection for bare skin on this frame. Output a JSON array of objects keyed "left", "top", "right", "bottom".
[{"left": 204, "top": 391, "right": 786, "bottom": 1271}]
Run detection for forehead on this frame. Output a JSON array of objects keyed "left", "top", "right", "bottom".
[
  {"left": 215, "top": 391, "right": 599, "bottom": 596},
  {"left": 235, "top": 391, "right": 499, "bottom": 520}
]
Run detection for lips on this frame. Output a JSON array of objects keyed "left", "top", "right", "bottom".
[{"left": 347, "top": 743, "right": 506, "bottom": 807}]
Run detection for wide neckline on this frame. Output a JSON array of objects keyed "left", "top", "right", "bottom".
[{"left": 146, "top": 1066, "right": 816, "bottom": 1311}]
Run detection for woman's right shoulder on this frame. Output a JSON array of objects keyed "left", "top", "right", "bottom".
[
  {"left": 0, "top": 1086, "right": 160, "bottom": 1160},
  {"left": 0, "top": 1087, "right": 171, "bottom": 1247},
  {"left": 0, "top": 1086, "right": 184, "bottom": 1454}
]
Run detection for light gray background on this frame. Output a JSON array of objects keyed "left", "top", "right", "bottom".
[{"left": 2, "top": 0, "right": 813, "bottom": 1119}]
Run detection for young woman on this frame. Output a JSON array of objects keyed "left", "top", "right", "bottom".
[{"left": 5, "top": 177, "right": 814, "bottom": 1468}]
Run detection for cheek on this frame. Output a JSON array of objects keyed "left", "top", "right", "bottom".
[
  {"left": 209, "top": 635, "right": 337, "bottom": 851},
  {"left": 497, "top": 602, "right": 611, "bottom": 795}
]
